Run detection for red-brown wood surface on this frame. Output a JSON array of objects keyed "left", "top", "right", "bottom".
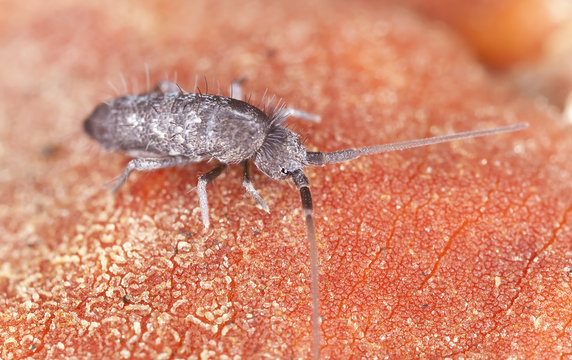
[{"left": 1, "top": 1, "right": 571, "bottom": 359}]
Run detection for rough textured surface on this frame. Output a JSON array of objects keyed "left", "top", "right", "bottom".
[{"left": 1, "top": 0, "right": 571, "bottom": 359}]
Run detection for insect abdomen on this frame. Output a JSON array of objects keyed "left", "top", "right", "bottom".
[{"left": 84, "top": 93, "right": 271, "bottom": 163}]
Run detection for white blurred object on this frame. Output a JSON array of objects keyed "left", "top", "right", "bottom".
[{"left": 563, "top": 91, "right": 572, "bottom": 124}]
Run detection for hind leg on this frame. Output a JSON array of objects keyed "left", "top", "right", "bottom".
[
  {"left": 230, "top": 78, "right": 320, "bottom": 122},
  {"left": 282, "top": 107, "right": 321, "bottom": 122},
  {"left": 150, "top": 80, "right": 181, "bottom": 95},
  {"left": 111, "top": 156, "right": 191, "bottom": 194},
  {"left": 230, "top": 78, "right": 246, "bottom": 100}
]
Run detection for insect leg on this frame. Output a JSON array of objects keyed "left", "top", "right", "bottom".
[
  {"left": 111, "top": 156, "right": 191, "bottom": 194},
  {"left": 229, "top": 78, "right": 246, "bottom": 100},
  {"left": 229, "top": 79, "right": 319, "bottom": 121},
  {"left": 197, "top": 163, "right": 228, "bottom": 229},
  {"left": 241, "top": 161, "right": 270, "bottom": 213},
  {"left": 283, "top": 107, "right": 321, "bottom": 123},
  {"left": 150, "top": 81, "right": 182, "bottom": 95}
]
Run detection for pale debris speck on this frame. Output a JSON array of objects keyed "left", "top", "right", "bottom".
[
  {"left": 124, "top": 302, "right": 153, "bottom": 315},
  {"left": 109, "top": 263, "right": 123, "bottom": 275},
  {"left": 201, "top": 350, "right": 216, "bottom": 360},
  {"left": 200, "top": 280, "right": 213, "bottom": 290},
  {"left": 133, "top": 320, "right": 141, "bottom": 335},
  {"left": 120, "top": 349, "right": 131, "bottom": 358},
  {"left": 158, "top": 312, "right": 173, "bottom": 325},
  {"left": 187, "top": 314, "right": 219, "bottom": 334}
]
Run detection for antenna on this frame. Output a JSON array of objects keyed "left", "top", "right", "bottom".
[{"left": 307, "top": 123, "right": 528, "bottom": 165}]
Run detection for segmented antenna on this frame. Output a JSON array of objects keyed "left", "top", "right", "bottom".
[
  {"left": 292, "top": 170, "right": 321, "bottom": 360},
  {"left": 306, "top": 123, "right": 528, "bottom": 165}
]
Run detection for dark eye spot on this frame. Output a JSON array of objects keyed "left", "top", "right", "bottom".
[{"left": 280, "top": 167, "right": 289, "bottom": 175}]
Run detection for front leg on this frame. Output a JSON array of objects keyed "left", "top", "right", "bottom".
[
  {"left": 111, "top": 156, "right": 191, "bottom": 194},
  {"left": 241, "top": 160, "right": 270, "bottom": 213}
]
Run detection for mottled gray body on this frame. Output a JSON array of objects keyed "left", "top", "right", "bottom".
[
  {"left": 84, "top": 93, "right": 271, "bottom": 164},
  {"left": 84, "top": 82, "right": 320, "bottom": 357},
  {"left": 84, "top": 80, "right": 527, "bottom": 360}
]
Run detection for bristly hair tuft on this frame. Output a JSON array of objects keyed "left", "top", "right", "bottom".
[
  {"left": 257, "top": 90, "right": 289, "bottom": 126},
  {"left": 257, "top": 125, "right": 290, "bottom": 162}
]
